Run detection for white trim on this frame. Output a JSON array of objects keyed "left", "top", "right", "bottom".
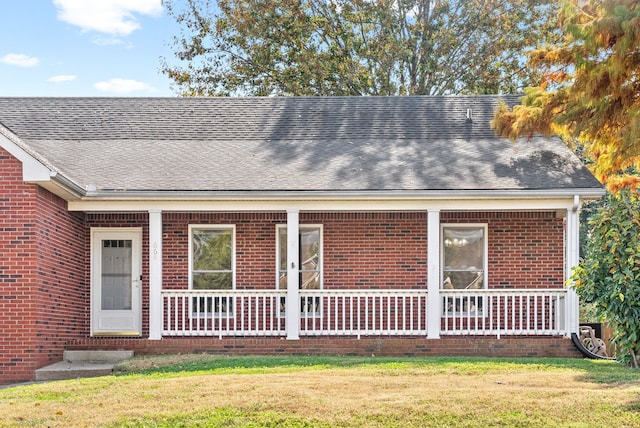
[
  {"left": 286, "top": 211, "right": 300, "bottom": 339},
  {"left": 276, "top": 224, "right": 324, "bottom": 318},
  {"left": 426, "top": 210, "right": 441, "bottom": 339},
  {"left": 148, "top": 210, "right": 163, "bottom": 340},
  {"left": 565, "top": 199, "right": 581, "bottom": 336},
  {"left": 69, "top": 196, "right": 595, "bottom": 214},
  {"left": 90, "top": 227, "right": 143, "bottom": 336}
]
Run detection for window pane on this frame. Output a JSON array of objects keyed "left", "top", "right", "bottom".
[
  {"left": 443, "top": 271, "right": 483, "bottom": 290},
  {"left": 193, "top": 272, "right": 232, "bottom": 290},
  {"left": 301, "top": 271, "right": 320, "bottom": 290},
  {"left": 443, "top": 228, "right": 484, "bottom": 270},
  {"left": 300, "top": 229, "right": 319, "bottom": 271},
  {"left": 443, "top": 227, "right": 485, "bottom": 290},
  {"left": 278, "top": 228, "right": 288, "bottom": 271},
  {"left": 278, "top": 272, "right": 287, "bottom": 290},
  {"left": 101, "top": 239, "right": 132, "bottom": 310},
  {"left": 193, "top": 229, "right": 232, "bottom": 271}
]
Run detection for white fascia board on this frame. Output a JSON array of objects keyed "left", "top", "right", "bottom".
[
  {"left": 68, "top": 190, "right": 601, "bottom": 213},
  {"left": 0, "top": 131, "right": 84, "bottom": 200}
]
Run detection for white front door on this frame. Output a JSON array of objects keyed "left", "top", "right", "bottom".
[{"left": 91, "top": 228, "right": 142, "bottom": 336}]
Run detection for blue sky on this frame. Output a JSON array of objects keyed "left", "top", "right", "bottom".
[{"left": 0, "top": 0, "right": 183, "bottom": 97}]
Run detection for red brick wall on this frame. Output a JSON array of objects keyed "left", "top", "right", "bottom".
[
  {"left": 0, "top": 147, "right": 91, "bottom": 384},
  {"left": 162, "top": 212, "right": 286, "bottom": 290},
  {"left": 0, "top": 148, "right": 40, "bottom": 383},
  {"left": 443, "top": 211, "right": 565, "bottom": 288},
  {"left": 159, "top": 211, "right": 564, "bottom": 291},
  {"left": 161, "top": 212, "right": 429, "bottom": 291},
  {"left": 314, "top": 212, "right": 427, "bottom": 289},
  {"left": 35, "top": 186, "right": 86, "bottom": 368}
]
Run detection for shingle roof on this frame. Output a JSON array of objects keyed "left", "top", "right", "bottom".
[{"left": 0, "top": 96, "right": 602, "bottom": 193}]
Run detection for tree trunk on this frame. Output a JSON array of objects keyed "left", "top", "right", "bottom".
[{"left": 631, "top": 348, "right": 639, "bottom": 369}]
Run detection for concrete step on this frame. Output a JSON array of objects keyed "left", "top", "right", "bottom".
[
  {"left": 35, "top": 361, "right": 116, "bottom": 381},
  {"left": 35, "top": 350, "right": 134, "bottom": 382},
  {"left": 63, "top": 350, "right": 133, "bottom": 363}
]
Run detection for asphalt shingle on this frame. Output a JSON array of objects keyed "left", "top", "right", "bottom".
[{"left": 0, "top": 96, "right": 602, "bottom": 193}]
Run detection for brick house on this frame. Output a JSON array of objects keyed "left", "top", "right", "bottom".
[{"left": 0, "top": 96, "right": 603, "bottom": 384}]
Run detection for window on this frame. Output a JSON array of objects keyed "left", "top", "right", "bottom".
[
  {"left": 441, "top": 224, "right": 487, "bottom": 313},
  {"left": 101, "top": 239, "right": 133, "bottom": 311},
  {"left": 189, "top": 225, "right": 235, "bottom": 314},
  {"left": 276, "top": 225, "right": 322, "bottom": 315}
]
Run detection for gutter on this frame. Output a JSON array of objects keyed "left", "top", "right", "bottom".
[
  {"left": 79, "top": 188, "right": 606, "bottom": 202},
  {"left": 48, "top": 172, "right": 86, "bottom": 199}
]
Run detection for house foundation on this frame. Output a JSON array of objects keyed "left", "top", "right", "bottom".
[{"left": 66, "top": 336, "right": 581, "bottom": 359}]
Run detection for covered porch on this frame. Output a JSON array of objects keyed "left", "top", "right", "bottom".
[{"left": 73, "top": 194, "right": 583, "bottom": 345}]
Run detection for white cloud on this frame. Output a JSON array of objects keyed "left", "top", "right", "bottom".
[
  {"left": 53, "top": 0, "right": 163, "bottom": 36},
  {"left": 93, "top": 78, "right": 156, "bottom": 93},
  {"left": 48, "top": 75, "right": 77, "bottom": 83},
  {"left": 1, "top": 53, "right": 39, "bottom": 67}
]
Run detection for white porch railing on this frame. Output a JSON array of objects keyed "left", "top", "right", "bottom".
[
  {"left": 162, "top": 290, "right": 287, "bottom": 338},
  {"left": 299, "top": 290, "right": 428, "bottom": 337},
  {"left": 161, "top": 288, "right": 567, "bottom": 338},
  {"left": 440, "top": 289, "right": 567, "bottom": 337}
]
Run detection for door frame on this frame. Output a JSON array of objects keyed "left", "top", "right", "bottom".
[{"left": 90, "top": 227, "right": 143, "bottom": 337}]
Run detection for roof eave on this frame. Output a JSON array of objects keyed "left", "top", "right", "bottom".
[
  {"left": 0, "top": 127, "right": 85, "bottom": 200},
  {"left": 67, "top": 187, "right": 605, "bottom": 213},
  {"left": 42, "top": 172, "right": 86, "bottom": 200}
]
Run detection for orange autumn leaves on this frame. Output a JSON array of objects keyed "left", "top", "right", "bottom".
[{"left": 492, "top": 0, "right": 640, "bottom": 192}]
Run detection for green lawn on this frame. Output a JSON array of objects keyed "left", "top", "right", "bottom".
[{"left": 1, "top": 355, "right": 639, "bottom": 427}]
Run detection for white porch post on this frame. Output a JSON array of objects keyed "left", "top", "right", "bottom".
[
  {"left": 148, "top": 210, "right": 163, "bottom": 340},
  {"left": 565, "top": 197, "right": 581, "bottom": 336},
  {"left": 427, "top": 209, "right": 441, "bottom": 339},
  {"left": 286, "top": 210, "right": 300, "bottom": 340}
]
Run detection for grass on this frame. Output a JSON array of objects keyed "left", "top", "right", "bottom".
[{"left": 1, "top": 355, "right": 639, "bottom": 427}]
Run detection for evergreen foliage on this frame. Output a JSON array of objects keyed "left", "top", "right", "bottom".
[{"left": 572, "top": 190, "right": 640, "bottom": 367}]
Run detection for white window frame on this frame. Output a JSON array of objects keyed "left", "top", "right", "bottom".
[
  {"left": 441, "top": 223, "right": 488, "bottom": 315},
  {"left": 276, "top": 224, "right": 323, "bottom": 317},
  {"left": 188, "top": 224, "right": 236, "bottom": 317}
]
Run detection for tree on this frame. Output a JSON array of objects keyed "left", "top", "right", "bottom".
[
  {"left": 492, "top": 0, "right": 640, "bottom": 192},
  {"left": 572, "top": 190, "right": 640, "bottom": 367},
  {"left": 161, "top": 0, "right": 558, "bottom": 96}
]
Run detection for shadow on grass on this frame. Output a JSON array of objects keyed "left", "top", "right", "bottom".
[{"left": 115, "top": 354, "right": 640, "bottom": 386}]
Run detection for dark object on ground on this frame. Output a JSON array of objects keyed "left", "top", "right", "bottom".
[{"left": 571, "top": 326, "right": 615, "bottom": 360}]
